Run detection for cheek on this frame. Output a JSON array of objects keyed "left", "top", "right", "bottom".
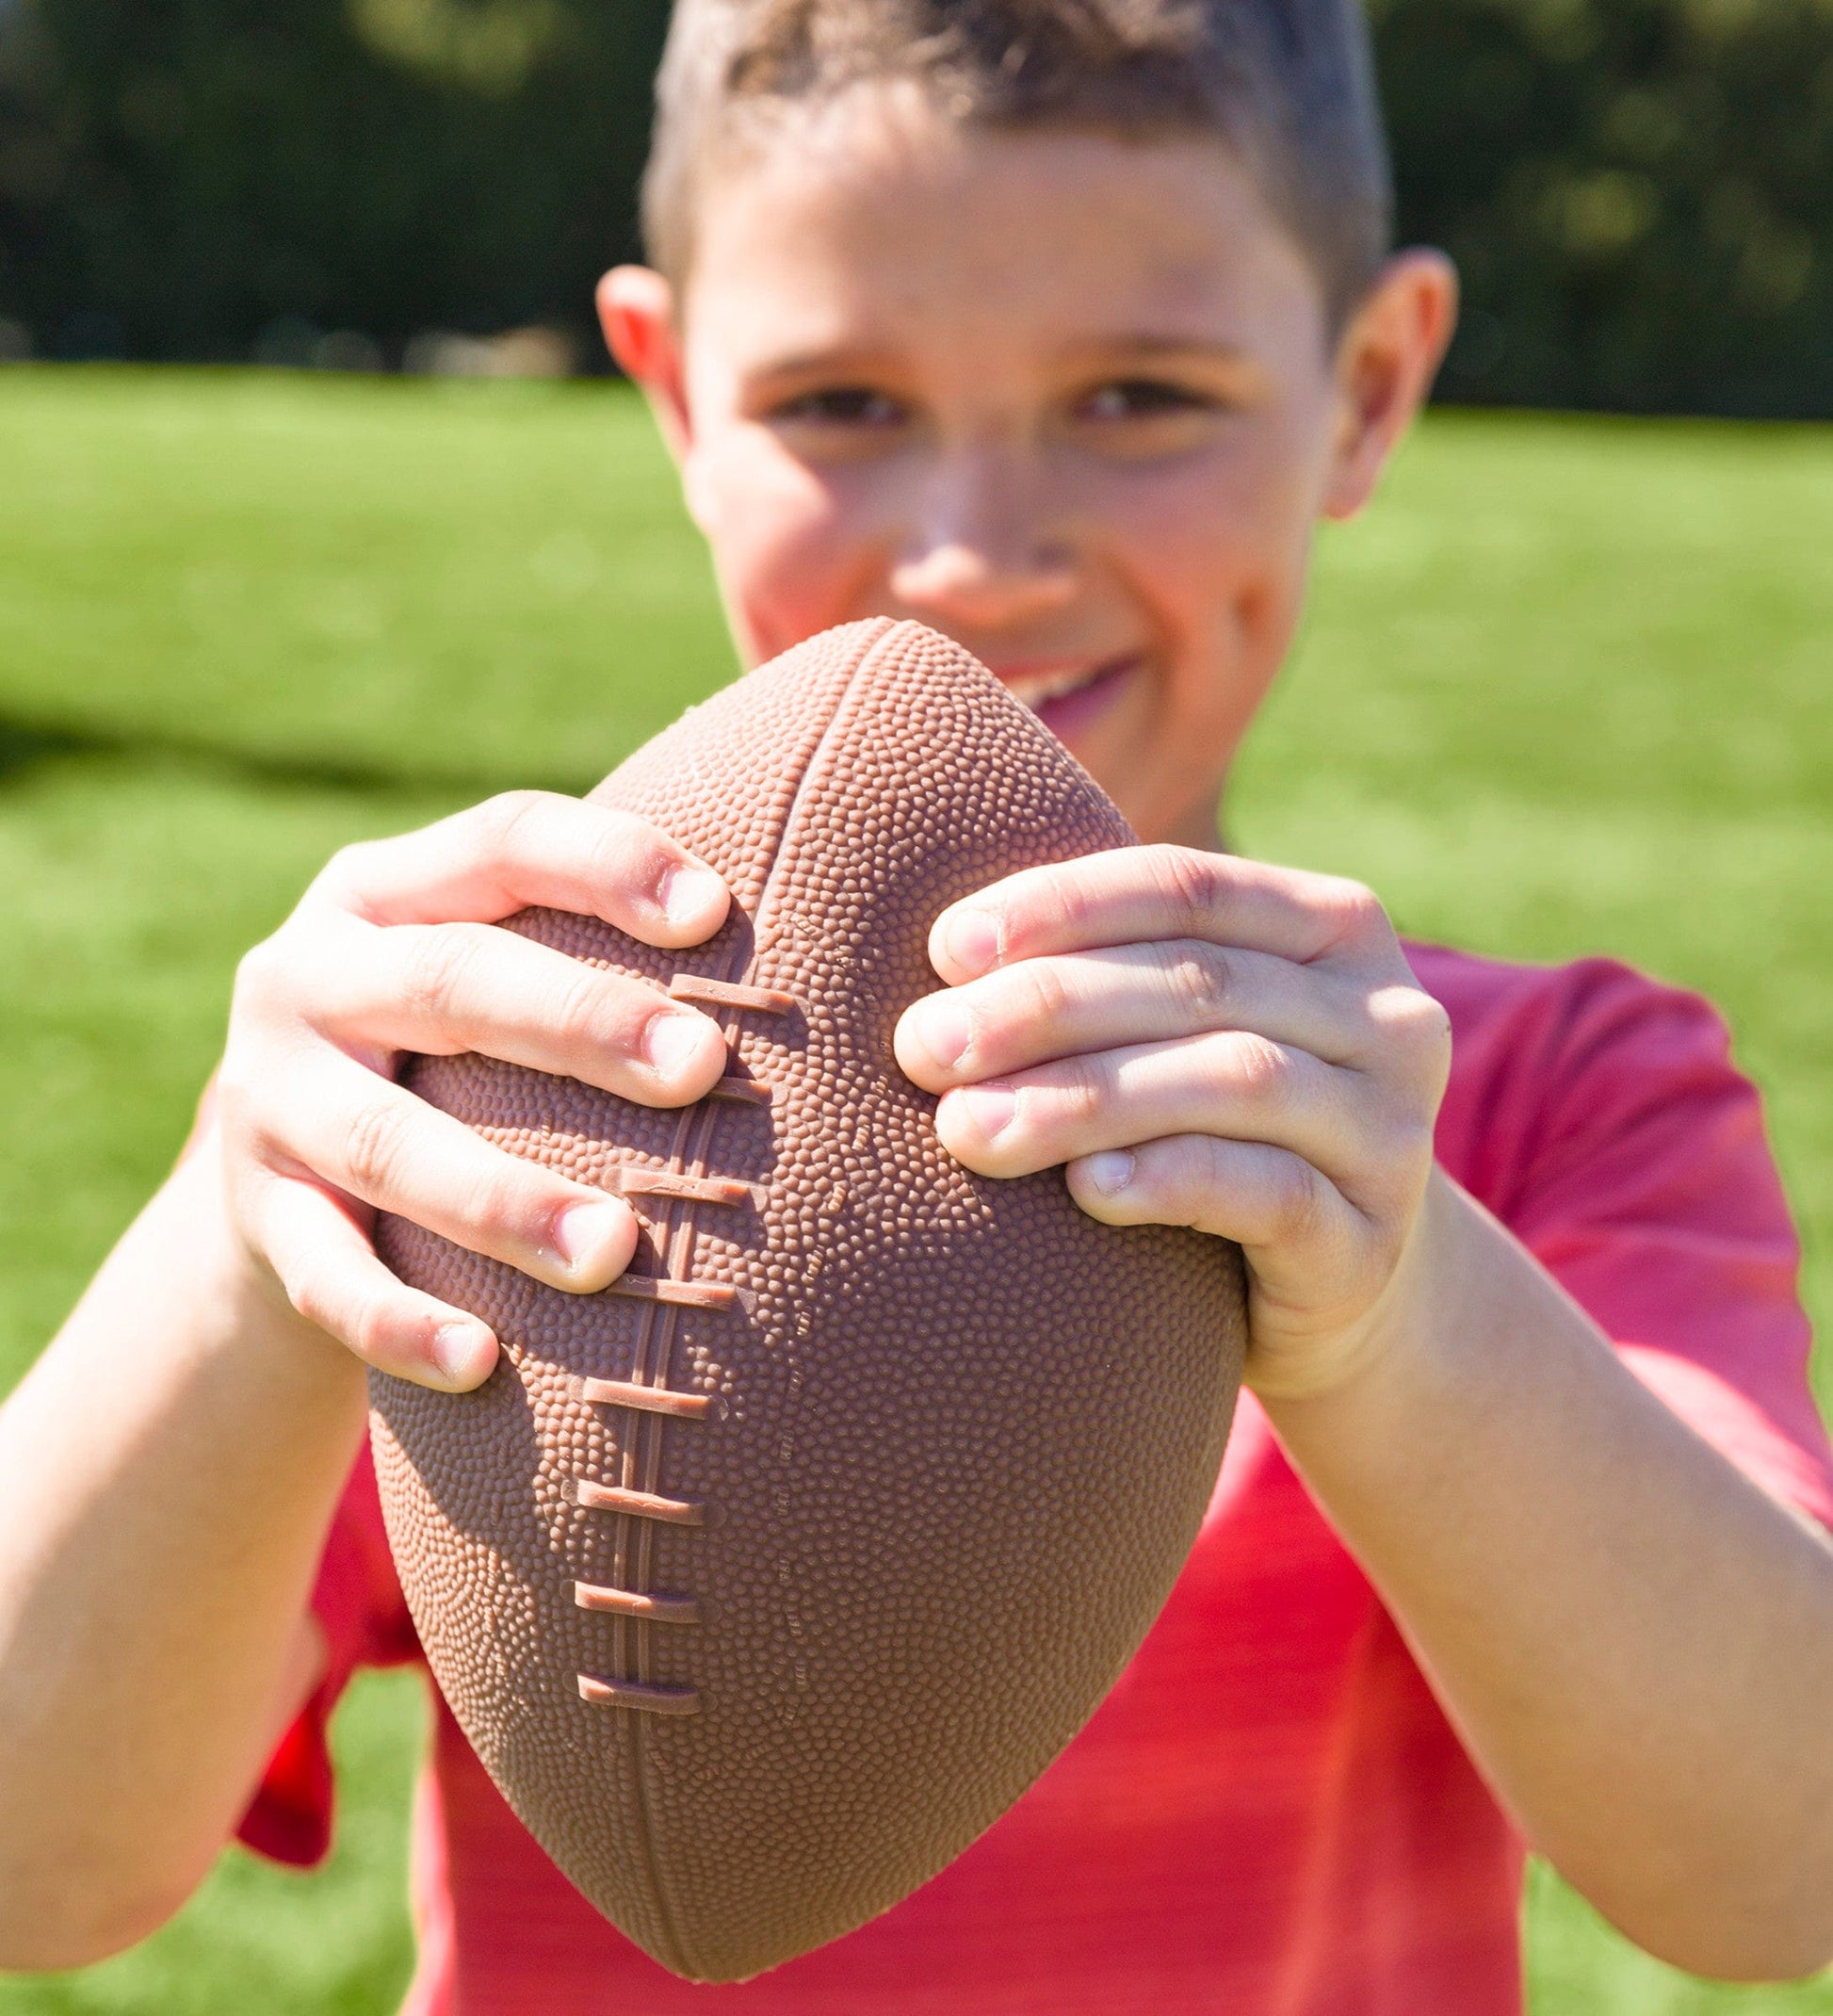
[
  {"left": 1109, "top": 443, "right": 1314, "bottom": 673},
  {"left": 689, "top": 428, "right": 876, "bottom": 664}
]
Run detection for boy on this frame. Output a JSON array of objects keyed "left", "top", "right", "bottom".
[{"left": 6, "top": 0, "right": 1833, "bottom": 2008}]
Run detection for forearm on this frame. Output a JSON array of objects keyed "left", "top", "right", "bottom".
[
  {"left": 0, "top": 1141, "right": 368, "bottom": 1966},
  {"left": 1263, "top": 1170, "right": 1833, "bottom": 1978},
  {"left": 0, "top": 795, "right": 735, "bottom": 1968}
]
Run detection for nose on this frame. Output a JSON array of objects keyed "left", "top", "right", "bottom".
[{"left": 888, "top": 452, "right": 1079, "bottom": 631}]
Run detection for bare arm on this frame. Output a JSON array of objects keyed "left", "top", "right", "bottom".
[
  {"left": 0, "top": 1155, "right": 363, "bottom": 1964},
  {"left": 0, "top": 792, "right": 732, "bottom": 1967},
  {"left": 899, "top": 845, "right": 1833, "bottom": 1981},
  {"left": 1267, "top": 1173, "right": 1833, "bottom": 1981}
]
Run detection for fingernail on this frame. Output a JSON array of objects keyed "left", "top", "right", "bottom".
[
  {"left": 662, "top": 863, "right": 726, "bottom": 927},
  {"left": 433, "top": 1321, "right": 491, "bottom": 1387},
  {"left": 910, "top": 993, "right": 972, "bottom": 1070},
  {"left": 1083, "top": 1148, "right": 1135, "bottom": 1196},
  {"left": 956, "top": 1082, "right": 1017, "bottom": 1139},
  {"left": 941, "top": 906, "right": 1000, "bottom": 978},
  {"left": 645, "top": 1008, "right": 713, "bottom": 1077},
  {"left": 556, "top": 1198, "right": 623, "bottom": 1269}
]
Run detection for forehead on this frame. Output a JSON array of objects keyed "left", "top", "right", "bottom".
[{"left": 682, "top": 94, "right": 1327, "bottom": 374}]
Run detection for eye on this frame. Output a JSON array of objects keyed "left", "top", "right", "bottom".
[
  {"left": 771, "top": 386, "right": 909, "bottom": 429},
  {"left": 1076, "top": 378, "right": 1219, "bottom": 423}
]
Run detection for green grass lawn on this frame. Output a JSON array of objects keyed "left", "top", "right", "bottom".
[{"left": 0, "top": 366, "right": 1829, "bottom": 2011}]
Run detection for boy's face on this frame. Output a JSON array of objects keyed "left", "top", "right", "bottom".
[{"left": 605, "top": 93, "right": 1452, "bottom": 847}]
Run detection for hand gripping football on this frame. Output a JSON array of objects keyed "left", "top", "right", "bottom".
[{"left": 371, "top": 619, "right": 1246, "bottom": 1981}]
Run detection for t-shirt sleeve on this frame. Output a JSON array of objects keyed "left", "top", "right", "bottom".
[
  {"left": 1470, "top": 957, "right": 1833, "bottom": 1524},
  {"left": 235, "top": 1441, "right": 421, "bottom": 1867}
]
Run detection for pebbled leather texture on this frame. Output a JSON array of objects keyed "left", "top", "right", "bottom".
[{"left": 371, "top": 619, "right": 1246, "bottom": 1982}]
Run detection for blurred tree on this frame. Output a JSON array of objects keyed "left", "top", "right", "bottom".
[
  {"left": 1374, "top": 0, "right": 1833, "bottom": 414},
  {"left": 2, "top": 0, "right": 1832, "bottom": 411},
  {"left": 0, "top": 0, "right": 672, "bottom": 362}
]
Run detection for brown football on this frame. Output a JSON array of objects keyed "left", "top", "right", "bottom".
[{"left": 371, "top": 618, "right": 1246, "bottom": 1983}]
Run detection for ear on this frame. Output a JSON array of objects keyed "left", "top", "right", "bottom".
[
  {"left": 1320, "top": 249, "right": 1459, "bottom": 522},
  {"left": 598, "top": 265, "right": 693, "bottom": 463}
]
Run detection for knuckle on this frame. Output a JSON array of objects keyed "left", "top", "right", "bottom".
[
  {"left": 1404, "top": 989, "right": 1454, "bottom": 1054},
  {"left": 284, "top": 1265, "right": 338, "bottom": 1338},
  {"left": 1148, "top": 844, "right": 1224, "bottom": 923},
  {"left": 229, "top": 942, "right": 272, "bottom": 1016},
  {"left": 231, "top": 931, "right": 300, "bottom": 1016},
  {"left": 1013, "top": 958, "right": 1076, "bottom": 1032},
  {"left": 1142, "top": 1135, "right": 1215, "bottom": 1219},
  {"left": 588, "top": 811, "right": 674, "bottom": 894},
  {"left": 268, "top": 1232, "right": 341, "bottom": 1336},
  {"left": 1027, "top": 860, "right": 1097, "bottom": 945},
  {"left": 1318, "top": 878, "right": 1385, "bottom": 948},
  {"left": 458, "top": 1145, "right": 566, "bottom": 1248},
  {"left": 214, "top": 1042, "right": 295, "bottom": 1159},
  {"left": 1182, "top": 1135, "right": 1242, "bottom": 1224},
  {"left": 1341, "top": 1123, "right": 1433, "bottom": 1233},
  {"left": 211, "top": 1058, "right": 263, "bottom": 1142},
  {"left": 1168, "top": 941, "right": 1232, "bottom": 1022},
  {"left": 451, "top": 1168, "right": 529, "bottom": 1250},
  {"left": 479, "top": 787, "right": 549, "bottom": 836},
  {"left": 469, "top": 789, "right": 553, "bottom": 864},
  {"left": 1409, "top": 1006, "right": 1453, "bottom": 1084},
  {"left": 547, "top": 961, "right": 623, "bottom": 1053},
  {"left": 313, "top": 839, "right": 381, "bottom": 906},
  {"left": 343, "top": 1285, "right": 405, "bottom": 1365},
  {"left": 1228, "top": 1032, "right": 1292, "bottom": 1110},
  {"left": 1373, "top": 985, "right": 1453, "bottom": 1083},
  {"left": 1053, "top": 1050, "right": 1111, "bottom": 1126},
  {"left": 1269, "top": 1155, "right": 1328, "bottom": 1244},
  {"left": 341, "top": 1095, "right": 415, "bottom": 1201},
  {"left": 398, "top": 923, "right": 488, "bottom": 1031}
]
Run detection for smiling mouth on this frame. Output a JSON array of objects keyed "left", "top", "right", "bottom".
[{"left": 999, "top": 656, "right": 1134, "bottom": 714}]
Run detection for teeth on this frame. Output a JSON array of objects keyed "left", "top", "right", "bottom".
[{"left": 1004, "top": 664, "right": 1105, "bottom": 712}]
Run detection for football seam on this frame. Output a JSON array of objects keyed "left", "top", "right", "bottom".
[{"left": 589, "top": 617, "right": 897, "bottom": 1976}]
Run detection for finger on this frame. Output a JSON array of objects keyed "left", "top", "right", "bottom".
[
  {"left": 1063, "top": 1133, "right": 1368, "bottom": 1284},
  {"left": 932, "top": 1032, "right": 1393, "bottom": 1192},
  {"left": 252, "top": 1171, "right": 500, "bottom": 1390},
  {"left": 258, "top": 1049, "right": 641, "bottom": 1295},
  {"left": 928, "top": 847, "right": 1400, "bottom": 982},
  {"left": 300, "top": 913, "right": 729, "bottom": 1105},
  {"left": 312, "top": 792, "right": 730, "bottom": 947},
  {"left": 896, "top": 939, "right": 1374, "bottom": 1090}
]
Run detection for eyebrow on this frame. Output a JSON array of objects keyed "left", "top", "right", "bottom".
[
  {"left": 1058, "top": 334, "right": 1257, "bottom": 367},
  {"left": 741, "top": 346, "right": 907, "bottom": 382},
  {"left": 744, "top": 334, "right": 1257, "bottom": 381}
]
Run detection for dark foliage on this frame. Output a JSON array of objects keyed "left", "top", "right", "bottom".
[
  {"left": 0, "top": 0, "right": 669, "bottom": 362},
  {"left": 1377, "top": 0, "right": 1833, "bottom": 415},
  {"left": 2, "top": 0, "right": 1831, "bottom": 411}
]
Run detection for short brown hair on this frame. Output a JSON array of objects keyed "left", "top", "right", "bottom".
[{"left": 642, "top": 0, "right": 1394, "bottom": 330}]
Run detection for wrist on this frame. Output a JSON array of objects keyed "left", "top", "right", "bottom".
[{"left": 1252, "top": 1168, "right": 1458, "bottom": 1431}]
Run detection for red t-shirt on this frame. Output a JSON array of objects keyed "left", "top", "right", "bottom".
[{"left": 240, "top": 947, "right": 1833, "bottom": 2015}]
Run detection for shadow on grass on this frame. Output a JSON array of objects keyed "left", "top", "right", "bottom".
[{"left": 0, "top": 711, "right": 586, "bottom": 801}]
